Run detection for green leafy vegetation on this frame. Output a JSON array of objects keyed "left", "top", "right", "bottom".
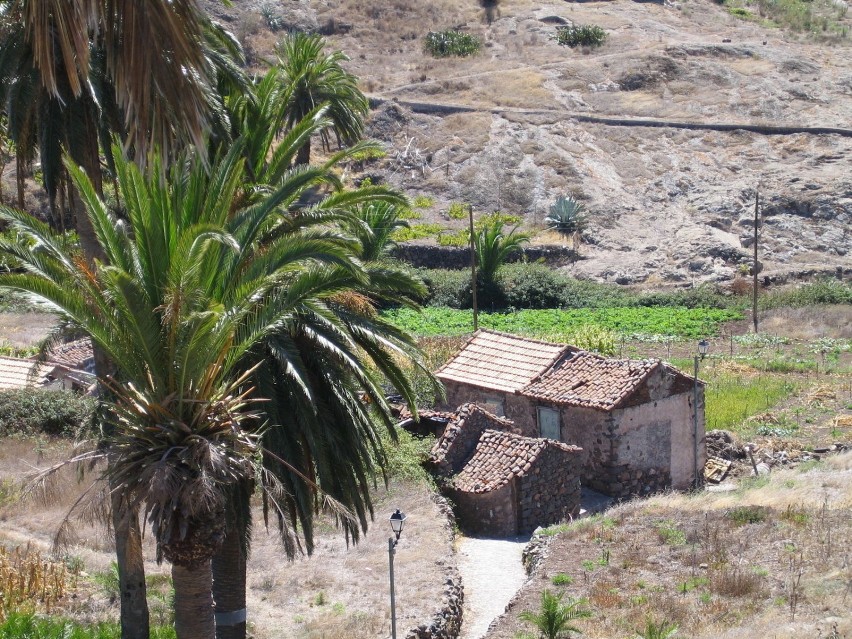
[
  {"left": 655, "top": 520, "right": 686, "bottom": 546},
  {"left": 447, "top": 202, "right": 468, "bottom": 219},
  {"left": 552, "top": 573, "right": 574, "bottom": 586},
  {"left": 703, "top": 373, "right": 798, "bottom": 435},
  {"left": 0, "top": 390, "right": 96, "bottom": 437},
  {"left": 726, "top": 505, "right": 768, "bottom": 525},
  {"left": 383, "top": 306, "right": 741, "bottom": 340},
  {"left": 760, "top": 278, "right": 852, "bottom": 309},
  {"left": 0, "top": 612, "right": 176, "bottom": 639},
  {"left": 424, "top": 30, "right": 482, "bottom": 57},
  {"left": 391, "top": 223, "right": 444, "bottom": 242},
  {"left": 555, "top": 24, "right": 608, "bottom": 48},
  {"left": 519, "top": 589, "right": 591, "bottom": 639},
  {"left": 724, "top": 0, "right": 850, "bottom": 35},
  {"left": 412, "top": 195, "right": 434, "bottom": 209}
]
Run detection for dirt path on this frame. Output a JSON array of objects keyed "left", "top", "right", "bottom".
[{"left": 456, "top": 535, "right": 530, "bottom": 639}]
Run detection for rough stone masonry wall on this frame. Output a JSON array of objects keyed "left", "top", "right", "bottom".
[
  {"left": 405, "top": 495, "right": 464, "bottom": 639},
  {"left": 517, "top": 446, "right": 581, "bottom": 533},
  {"left": 450, "top": 481, "right": 519, "bottom": 537}
]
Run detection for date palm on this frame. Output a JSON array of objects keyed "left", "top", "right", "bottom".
[
  {"left": 0, "top": 145, "right": 368, "bottom": 639},
  {"left": 206, "top": 103, "right": 436, "bottom": 639},
  {"left": 275, "top": 32, "right": 369, "bottom": 165},
  {"left": 519, "top": 590, "right": 592, "bottom": 639}
]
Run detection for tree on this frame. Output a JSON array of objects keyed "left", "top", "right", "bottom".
[
  {"left": 204, "top": 104, "right": 435, "bottom": 639},
  {"left": 475, "top": 219, "right": 530, "bottom": 287},
  {"left": 275, "top": 32, "right": 369, "bottom": 165},
  {"left": 5, "top": 5, "right": 247, "bottom": 634},
  {"left": 519, "top": 590, "right": 592, "bottom": 639},
  {"left": 0, "top": 145, "right": 369, "bottom": 639},
  {"left": 344, "top": 200, "right": 410, "bottom": 262}
]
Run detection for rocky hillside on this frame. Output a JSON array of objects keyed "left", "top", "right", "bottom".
[{"left": 205, "top": 0, "right": 852, "bottom": 286}]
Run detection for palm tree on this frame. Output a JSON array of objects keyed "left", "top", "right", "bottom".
[
  {"left": 636, "top": 619, "right": 679, "bottom": 639},
  {"left": 0, "top": 145, "right": 369, "bottom": 639},
  {"left": 205, "top": 105, "right": 435, "bottom": 639},
  {"left": 519, "top": 590, "right": 592, "bottom": 639},
  {"left": 344, "top": 200, "right": 410, "bottom": 262},
  {"left": 275, "top": 32, "right": 369, "bottom": 165}
]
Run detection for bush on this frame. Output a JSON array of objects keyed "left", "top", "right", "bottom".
[
  {"left": 501, "top": 263, "right": 570, "bottom": 309},
  {"left": 759, "top": 278, "right": 852, "bottom": 309},
  {"left": 0, "top": 389, "right": 96, "bottom": 437},
  {"left": 417, "top": 269, "right": 472, "bottom": 309},
  {"left": 637, "top": 284, "right": 734, "bottom": 309},
  {"left": 555, "top": 24, "right": 607, "bottom": 48},
  {"left": 424, "top": 30, "right": 481, "bottom": 57}
]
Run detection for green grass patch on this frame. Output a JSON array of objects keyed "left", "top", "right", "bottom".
[
  {"left": 552, "top": 573, "right": 574, "bottom": 586},
  {"left": 703, "top": 373, "right": 798, "bottom": 435},
  {"left": 383, "top": 306, "right": 741, "bottom": 340},
  {"left": 0, "top": 612, "right": 175, "bottom": 639},
  {"left": 726, "top": 505, "right": 769, "bottom": 525},
  {"left": 447, "top": 203, "right": 468, "bottom": 219},
  {"left": 655, "top": 520, "right": 686, "bottom": 546}
]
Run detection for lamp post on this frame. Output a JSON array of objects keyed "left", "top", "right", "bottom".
[
  {"left": 388, "top": 509, "right": 406, "bottom": 639},
  {"left": 693, "top": 339, "right": 709, "bottom": 489}
]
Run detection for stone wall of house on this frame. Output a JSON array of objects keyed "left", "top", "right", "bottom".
[
  {"left": 517, "top": 446, "right": 581, "bottom": 533},
  {"left": 614, "top": 389, "right": 704, "bottom": 491},
  {"left": 558, "top": 404, "right": 610, "bottom": 482},
  {"left": 441, "top": 383, "right": 536, "bottom": 435},
  {"left": 450, "top": 481, "right": 518, "bottom": 536}
]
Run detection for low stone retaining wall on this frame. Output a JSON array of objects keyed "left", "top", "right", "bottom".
[
  {"left": 391, "top": 244, "right": 580, "bottom": 270},
  {"left": 405, "top": 495, "right": 464, "bottom": 639}
]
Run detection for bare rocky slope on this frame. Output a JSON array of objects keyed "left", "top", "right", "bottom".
[{"left": 192, "top": 0, "right": 852, "bottom": 284}]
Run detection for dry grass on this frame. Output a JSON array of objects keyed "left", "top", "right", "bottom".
[
  {"left": 0, "top": 437, "right": 454, "bottom": 638},
  {"left": 487, "top": 452, "right": 852, "bottom": 639}
]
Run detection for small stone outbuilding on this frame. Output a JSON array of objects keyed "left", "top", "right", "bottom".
[
  {"left": 428, "top": 403, "right": 581, "bottom": 536},
  {"left": 436, "top": 330, "right": 705, "bottom": 498}
]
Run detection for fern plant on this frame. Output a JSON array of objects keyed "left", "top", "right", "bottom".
[{"left": 545, "top": 196, "right": 587, "bottom": 236}]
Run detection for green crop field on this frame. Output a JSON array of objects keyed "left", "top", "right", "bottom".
[{"left": 383, "top": 306, "right": 742, "bottom": 340}]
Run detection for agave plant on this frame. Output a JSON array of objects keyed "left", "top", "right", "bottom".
[{"left": 545, "top": 195, "right": 588, "bottom": 237}]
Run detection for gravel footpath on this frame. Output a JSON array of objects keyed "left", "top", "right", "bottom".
[{"left": 456, "top": 535, "right": 531, "bottom": 639}]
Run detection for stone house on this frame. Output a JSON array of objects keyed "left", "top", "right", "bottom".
[
  {"left": 428, "top": 403, "right": 581, "bottom": 536},
  {"left": 436, "top": 330, "right": 705, "bottom": 497}
]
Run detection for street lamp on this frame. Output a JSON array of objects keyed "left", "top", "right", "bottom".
[
  {"left": 388, "top": 509, "right": 407, "bottom": 639},
  {"left": 693, "top": 340, "right": 709, "bottom": 489}
]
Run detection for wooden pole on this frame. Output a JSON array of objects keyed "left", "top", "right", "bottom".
[
  {"left": 469, "top": 204, "right": 478, "bottom": 332},
  {"left": 752, "top": 190, "right": 759, "bottom": 333}
]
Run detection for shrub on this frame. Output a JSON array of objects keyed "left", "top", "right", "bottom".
[
  {"left": 437, "top": 229, "right": 469, "bottom": 247},
  {"left": 417, "top": 269, "right": 472, "bottom": 309},
  {"left": 726, "top": 505, "right": 769, "bottom": 525},
  {"left": 0, "top": 389, "right": 96, "bottom": 437},
  {"left": 555, "top": 24, "right": 607, "bottom": 48},
  {"left": 391, "top": 223, "right": 443, "bottom": 242},
  {"left": 519, "top": 590, "right": 591, "bottom": 639},
  {"left": 412, "top": 195, "right": 434, "bottom": 209},
  {"left": 501, "top": 263, "right": 570, "bottom": 309},
  {"left": 760, "top": 278, "right": 852, "bottom": 309},
  {"left": 424, "top": 30, "right": 481, "bottom": 58},
  {"left": 545, "top": 196, "right": 587, "bottom": 236},
  {"left": 447, "top": 202, "right": 468, "bottom": 219}
]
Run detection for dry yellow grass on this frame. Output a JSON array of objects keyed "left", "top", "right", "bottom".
[{"left": 486, "top": 452, "right": 852, "bottom": 639}]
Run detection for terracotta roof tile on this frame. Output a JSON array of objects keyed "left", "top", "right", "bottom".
[
  {"left": 46, "top": 339, "right": 95, "bottom": 373},
  {"left": 0, "top": 356, "right": 53, "bottom": 390},
  {"left": 522, "top": 351, "right": 659, "bottom": 410},
  {"left": 436, "top": 330, "right": 569, "bottom": 393},
  {"left": 452, "top": 429, "right": 579, "bottom": 493}
]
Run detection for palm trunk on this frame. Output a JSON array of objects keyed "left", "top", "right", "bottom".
[
  {"left": 212, "top": 524, "right": 247, "bottom": 639},
  {"left": 112, "top": 492, "right": 150, "bottom": 639},
  {"left": 173, "top": 560, "right": 216, "bottom": 639},
  {"left": 296, "top": 137, "right": 311, "bottom": 166}
]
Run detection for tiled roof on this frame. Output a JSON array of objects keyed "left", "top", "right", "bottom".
[
  {"left": 0, "top": 356, "right": 53, "bottom": 390},
  {"left": 452, "top": 429, "right": 579, "bottom": 493},
  {"left": 436, "top": 330, "right": 569, "bottom": 394},
  {"left": 430, "top": 402, "right": 516, "bottom": 471},
  {"left": 522, "top": 351, "right": 660, "bottom": 410},
  {"left": 46, "top": 339, "right": 95, "bottom": 373}
]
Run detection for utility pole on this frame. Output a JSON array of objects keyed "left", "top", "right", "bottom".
[
  {"left": 753, "top": 189, "right": 759, "bottom": 333},
  {"left": 468, "top": 204, "right": 479, "bottom": 331}
]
